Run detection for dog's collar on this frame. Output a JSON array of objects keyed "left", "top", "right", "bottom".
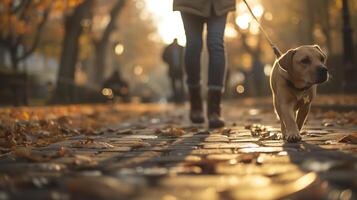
[{"left": 285, "top": 79, "right": 311, "bottom": 91}]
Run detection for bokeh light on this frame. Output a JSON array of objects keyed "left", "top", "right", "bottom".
[
  {"left": 235, "top": 0, "right": 264, "bottom": 33},
  {"left": 225, "top": 23, "right": 238, "bottom": 38},
  {"left": 236, "top": 85, "right": 245, "bottom": 94},
  {"left": 102, "top": 88, "right": 114, "bottom": 99},
  {"left": 134, "top": 65, "right": 144, "bottom": 76},
  {"left": 264, "top": 64, "right": 272, "bottom": 76},
  {"left": 236, "top": 14, "right": 252, "bottom": 30},
  {"left": 114, "top": 43, "right": 124, "bottom": 55}
]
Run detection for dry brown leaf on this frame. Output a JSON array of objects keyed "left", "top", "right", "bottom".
[
  {"left": 338, "top": 133, "right": 357, "bottom": 144},
  {"left": 158, "top": 127, "right": 185, "bottom": 137}
]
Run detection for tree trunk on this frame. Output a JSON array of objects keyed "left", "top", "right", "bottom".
[
  {"left": 94, "top": 42, "right": 106, "bottom": 84},
  {"left": 305, "top": 0, "right": 315, "bottom": 44},
  {"left": 53, "top": 0, "right": 93, "bottom": 103},
  {"left": 321, "top": 0, "right": 332, "bottom": 53},
  {"left": 342, "top": 0, "right": 356, "bottom": 92},
  {"left": 10, "top": 48, "right": 19, "bottom": 72},
  {"left": 93, "top": 0, "right": 126, "bottom": 84},
  {"left": 9, "top": 49, "right": 22, "bottom": 106},
  {"left": 0, "top": 47, "right": 5, "bottom": 67}
]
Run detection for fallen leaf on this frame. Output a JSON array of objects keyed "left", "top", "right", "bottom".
[
  {"left": 57, "top": 146, "right": 70, "bottom": 157},
  {"left": 158, "top": 127, "right": 185, "bottom": 137},
  {"left": 338, "top": 133, "right": 357, "bottom": 144}
]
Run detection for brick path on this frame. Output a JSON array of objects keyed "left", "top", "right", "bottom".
[{"left": 0, "top": 100, "right": 356, "bottom": 200}]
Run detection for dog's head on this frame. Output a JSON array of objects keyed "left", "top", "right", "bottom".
[{"left": 279, "top": 45, "right": 328, "bottom": 89}]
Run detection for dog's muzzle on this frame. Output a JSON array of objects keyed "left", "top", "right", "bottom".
[{"left": 316, "top": 66, "right": 329, "bottom": 83}]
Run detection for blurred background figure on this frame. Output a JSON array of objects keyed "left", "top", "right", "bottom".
[
  {"left": 162, "top": 39, "right": 185, "bottom": 103},
  {"left": 102, "top": 69, "right": 130, "bottom": 102}
]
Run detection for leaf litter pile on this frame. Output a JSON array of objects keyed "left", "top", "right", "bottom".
[{"left": 0, "top": 104, "right": 166, "bottom": 154}]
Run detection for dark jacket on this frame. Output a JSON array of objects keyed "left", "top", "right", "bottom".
[
  {"left": 173, "top": 0, "right": 236, "bottom": 17},
  {"left": 162, "top": 43, "right": 184, "bottom": 78}
]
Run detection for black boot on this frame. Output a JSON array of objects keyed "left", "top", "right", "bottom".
[
  {"left": 188, "top": 86, "right": 204, "bottom": 124},
  {"left": 207, "top": 89, "right": 225, "bottom": 128}
]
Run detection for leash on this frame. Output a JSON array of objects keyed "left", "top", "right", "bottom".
[
  {"left": 242, "top": 0, "right": 282, "bottom": 58},
  {"left": 242, "top": 0, "right": 312, "bottom": 92}
]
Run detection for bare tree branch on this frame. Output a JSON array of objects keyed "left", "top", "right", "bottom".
[
  {"left": 16, "top": 1, "right": 53, "bottom": 61},
  {"left": 101, "top": 0, "right": 126, "bottom": 43},
  {"left": 17, "top": 0, "right": 32, "bottom": 20},
  {"left": 11, "top": 0, "right": 31, "bottom": 14},
  {"left": 92, "top": 0, "right": 126, "bottom": 83},
  {"left": 92, "top": 0, "right": 126, "bottom": 46}
]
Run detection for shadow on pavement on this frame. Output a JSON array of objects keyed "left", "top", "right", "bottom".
[{"left": 282, "top": 141, "right": 357, "bottom": 200}]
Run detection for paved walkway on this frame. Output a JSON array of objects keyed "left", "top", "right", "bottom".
[{"left": 0, "top": 100, "right": 356, "bottom": 200}]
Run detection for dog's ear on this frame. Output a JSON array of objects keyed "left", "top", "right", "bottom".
[
  {"left": 314, "top": 45, "right": 327, "bottom": 63},
  {"left": 278, "top": 49, "right": 296, "bottom": 71}
]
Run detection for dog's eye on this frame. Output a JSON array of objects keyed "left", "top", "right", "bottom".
[{"left": 300, "top": 57, "right": 311, "bottom": 64}]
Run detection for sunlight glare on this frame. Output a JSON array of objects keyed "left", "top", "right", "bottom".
[
  {"left": 249, "top": 22, "right": 260, "bottom": 35},
  {"left": 225, "top": 23, "right": 238, "bottom": 38},
  {"left": 252, "top": 4, "right": 264, "bottom": 18},
  {"left": 235, "top": 0, "right": 264, "bottom": 33},
  {"left": 236, "top": 14, "right": 251, "bottom": 30},
  {"left": 143, "top": 0, "right": 186, "bottom": 46}
]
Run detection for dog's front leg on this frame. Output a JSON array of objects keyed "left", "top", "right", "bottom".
[
  {"left": 296, "top": 103, "right": 311, "bottom": 131},
  {"left": 278, "top": 102, "right": 302, "bottom": 142}
]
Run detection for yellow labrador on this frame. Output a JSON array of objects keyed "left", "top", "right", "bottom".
[{"left": 270, "top": 45, "right": 328, "bottom": 142}]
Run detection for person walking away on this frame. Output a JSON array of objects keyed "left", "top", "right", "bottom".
[
  {"left": 162, "top": 39, "right": 185, "bottom": 103},
  {"left": 173, "top": 0, "right": 236, "bottom": 128}
]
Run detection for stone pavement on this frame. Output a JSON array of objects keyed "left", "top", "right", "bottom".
[{"left": 0, "top": 100, "right": 356, "bottom": 200}]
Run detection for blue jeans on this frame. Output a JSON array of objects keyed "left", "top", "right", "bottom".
[{"left": 181, "top": 12, "right": 227, "bottom": 91}]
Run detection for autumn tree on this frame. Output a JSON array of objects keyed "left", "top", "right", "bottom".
[
  {"left": 92, "top": 0, "right": 126, "bottom": 84},
  {"left": 53, "top": 0, "right": 94, "bottom": 103},
  {"left": 0, "top": 0, "right": 52, "bottom": 105},
  {"left": 0, "top": 0, "right": 52, "bottom": 71}
]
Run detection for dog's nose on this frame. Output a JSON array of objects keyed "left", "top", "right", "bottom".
[
  {"left": 318, "top": 66, "right": 328, "bottom": 74},
  {"left": 316, "top": 66, "right": 328, "bottom": 83}
]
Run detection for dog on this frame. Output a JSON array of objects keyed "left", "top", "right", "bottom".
[{"left": 270, "top": 45, "right": 329, "bottom": 142}]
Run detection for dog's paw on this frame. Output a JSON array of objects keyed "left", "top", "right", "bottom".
[{"left": 284, "top": 133, "right": 302, "bottom": 143}]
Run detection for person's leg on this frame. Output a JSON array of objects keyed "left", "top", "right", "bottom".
[
  {"left": 170, "top": 76, "right": 178, "bottom": 102},
  {"left": 181, "top": 12, "right": 205, "bottom": 123},
  {"left": 206, "top": 13, "right": 228, "bottom": 90},
  {"left": 178, "top": 77, "right": 185, "bottom": 102},
  {"left": 181, "top": 12, "right": 204, "bottom": 87},
  {"left": 206, "top": 13, "right": 228, "bottom": 128}
]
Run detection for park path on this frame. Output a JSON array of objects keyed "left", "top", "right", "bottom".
[{"left": 0, "top": 98, "right": 356, "bottom": 200}]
